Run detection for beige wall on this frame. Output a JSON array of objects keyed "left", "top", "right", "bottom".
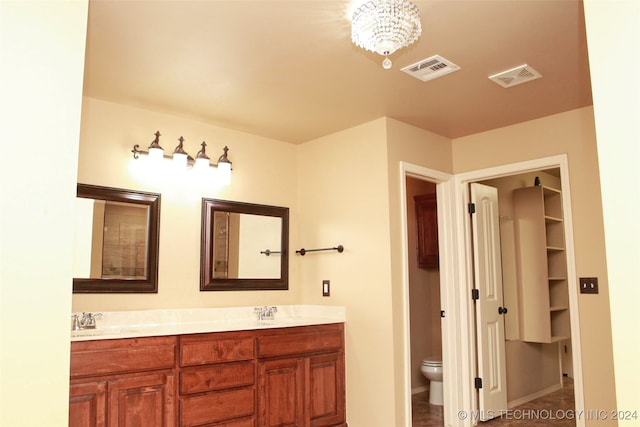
[
  {"left": 0, "top": 1, "right": 88, "bottom": 426},
  {"left": 297, "top": 118, "right": 397, "bottom": 426},
  {"left": 73, "top": 97, "right": 301, "bottom": 311},
  {"left": 453, "top": 106, "right": 618, "bottom": 424},
  {"left": 386, "top": 118, "right": 454, "bottom": 426},
  {"left": 584, "top": 1, "right": 640, "bottom": 421},
  {"left": 295, "top": 118, "right": 453, "bottom": 427}
]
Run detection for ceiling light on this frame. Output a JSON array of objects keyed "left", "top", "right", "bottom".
[{"left": 351, "top": 0, "right": 422, "bottom": 69}]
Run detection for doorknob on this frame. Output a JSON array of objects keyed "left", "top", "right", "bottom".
[{"left": 498, "top": 306, "right": 508, "bottom": 315}]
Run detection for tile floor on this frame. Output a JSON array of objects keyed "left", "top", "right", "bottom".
[{"left": 412, "top": 378, "right": 575, "bottom": 427}]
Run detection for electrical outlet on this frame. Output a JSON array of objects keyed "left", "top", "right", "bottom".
[
  {"left": 322, "top": 280, "right": 330, "bottom": 297},
  {"left": 579, "top": 277, "right": 599, "bottom": 294}
]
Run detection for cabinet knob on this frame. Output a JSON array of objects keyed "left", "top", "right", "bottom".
[{"left": 498, "top": 306, "right": 508, "bottom": 315}]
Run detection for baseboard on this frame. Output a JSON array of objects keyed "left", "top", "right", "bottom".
[
  {"left": 507, "top": 383, "right": 562, "bottom": 409},
  {"left": 411, "top": 385, "right": 428, "bottom": 395}
]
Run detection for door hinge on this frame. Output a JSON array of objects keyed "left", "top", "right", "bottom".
[
  {"left": 472, "top": 289, "right": 480, "bottom": 301},
  {"left": 475, "top": 377, "right": 483, "bottom": 389},
  {"left": 468, "top": 203, "right": 476, "bottom": 214},
  {"left": 440, "top": 310, "right": 445, "bottom": 318}
]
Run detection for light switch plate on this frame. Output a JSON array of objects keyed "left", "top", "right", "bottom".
[
  {"left": 322, "top": 280, "right": 330, "bottom": 297},
  {"left": 579, "top": 277, "right": 599, "bottom": 294}
]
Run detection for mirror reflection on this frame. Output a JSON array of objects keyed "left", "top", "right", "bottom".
[
  {"left": 73, "top": 184, "right": 160, "bottom": 293},
  {"left": 201, "top": 199, "right": 289, "bottom": 291},
  {"left": 74, "top": 199, "right": 150, "bottom": 279},
  {"left": 212, "top": 212, "right": 281, "bottom": 279}
]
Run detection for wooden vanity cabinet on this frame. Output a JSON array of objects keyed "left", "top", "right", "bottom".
[
  {"left": 178, "top": 331, "right": 257, "bottom": 427},
  {"left": 69, "top": 324, "right": 346, "bottom": 427},
  {"left": 257, "top": 324, "right": 346, "bottom": 427},
  {"left": 69, "top": 336, "right": 178, "bottom": 427}
]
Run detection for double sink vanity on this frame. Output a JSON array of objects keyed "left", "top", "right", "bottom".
[
  {"left": 71, "top": 184, "right": 346, "bottom": 426},
  {"left": 69, "top": 305, "right": 347, "bottom": 427}
]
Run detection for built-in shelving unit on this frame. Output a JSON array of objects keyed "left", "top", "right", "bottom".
[{"left": 514, "top": 185, "right": 570, "bottom": 343}]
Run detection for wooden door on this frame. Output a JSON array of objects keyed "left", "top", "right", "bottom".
[
  {"left": 258, "top": 358, "right": 304, "bottom": 427},
  {"left": 108, "top": 373, "right": 176, "bottom": 427},
  {"left": 69, "top": 381, "right": 107, "bottom": 427},
  {"left": 470, "top": 183, "right": 507, "bottom": 420},
  {"left": 307, "top": 353, "right": 345, "bottom": 427}
]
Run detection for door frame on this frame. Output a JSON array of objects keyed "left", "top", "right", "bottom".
[
  {"left": 453, "top": 154, "right": 585, "bottom": 426},
  {"left": 400, "top": 162, "right": 463, "bottom": 427},
  {"left": 400, "top": 154, "right": 585, "bottom": 427}
]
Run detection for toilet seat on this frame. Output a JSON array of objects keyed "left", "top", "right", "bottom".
[{"left": 422, "top": 357, "right": 442, "bottom": 367}]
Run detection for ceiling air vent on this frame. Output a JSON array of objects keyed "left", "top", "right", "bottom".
[
  {"left": 401, "top": 55, "right": 460, "bottom": 82},
  {"left": 489, "top": 64, "right": 542, "bottom": 88}
]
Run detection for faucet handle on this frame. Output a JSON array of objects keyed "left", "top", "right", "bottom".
[
  {"left": 87, "top": 312, "right": 103, "bottom": 327},
  {"left": 71, "top": 314, "right": 81, "bottom": 331}
]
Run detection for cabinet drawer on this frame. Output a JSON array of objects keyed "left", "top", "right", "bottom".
[
  {"left": 180, "top": 387, "right": 254, "bottom": 426},
  {"left": 210, "top": 417, "right": 254, "bottom": 427},
  {"left": 180, "top": 361, "right": 255, "bottom": 394},
  {"left": 257, "top": 324, "right": 344, "bottom": 358},
  {"left": 180, "top": 332, "right": 255, "bottom": 366},
  {"left": 70, "top": 336, "right": 176, "bottom": 378}
]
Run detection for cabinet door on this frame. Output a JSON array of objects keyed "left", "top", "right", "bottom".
[
  {"left": 108, "top": 373, "right": 176, "bottom": 427},
  {"left": 415, "top": 193, "right": 439, "bottom": 268},
  {"left": 69, "top": 381, "right": 107, "bottom": 427},
  {"left": 258, "top": 358, "right": 304, "bottom": 427},
  {"left": 307, "top": 353, "right": 345, "bottom": 427}
]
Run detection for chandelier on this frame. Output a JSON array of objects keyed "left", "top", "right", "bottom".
[{"left": 351, "top": 0, "right": 422, "bottom": 69}]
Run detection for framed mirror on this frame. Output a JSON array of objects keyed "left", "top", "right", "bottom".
[
  {"left": 201, "top": 199, "right": 289, "bottom": 291},
  {"left": 73, "top": 184, "right": 161, "bottom": 293}
]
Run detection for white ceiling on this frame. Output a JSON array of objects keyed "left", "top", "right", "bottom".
[{"left": 83, "top": 0, "right": 593, "bottom": 144}]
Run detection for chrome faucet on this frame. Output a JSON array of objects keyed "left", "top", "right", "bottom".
[
  {"left": 71, "top": 312, "right": 103, "bottom": 330},
  {"left": 254, "top": 306, "right": 278, "bottom": 321}
]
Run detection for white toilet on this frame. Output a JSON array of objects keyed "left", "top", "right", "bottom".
[{"left": 421, "top": 357, "right": 443, "bottom": 406}]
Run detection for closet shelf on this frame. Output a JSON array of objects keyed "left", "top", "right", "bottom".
[{"left": 545, "top": 215, "right": 563, "bottom": 223}]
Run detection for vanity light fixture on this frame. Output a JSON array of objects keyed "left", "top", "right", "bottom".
[
  {"left": 351, "top": 0, "right": 422, "bottom": 69},
  {"left": 131, "top": 131, "right": 232, "bottom": 184}
]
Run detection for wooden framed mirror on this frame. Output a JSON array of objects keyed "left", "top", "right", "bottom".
[
  {"left": 201, "top": 199, "right": 289, "bottom": 291},
  {"left": 73, "top": 184, "right": 161, "bottom": 293}
]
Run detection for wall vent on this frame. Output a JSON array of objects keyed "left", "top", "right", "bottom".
[
  {"left": 401, "top": 55, "right": 460, "bottom": 82},
  {"left": 488, "top": 64, "right": 542, "bottom": 88}
]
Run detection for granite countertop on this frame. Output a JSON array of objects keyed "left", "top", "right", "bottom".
[{"left": 70, "top": 305, "right": 345, "bottom": 341}]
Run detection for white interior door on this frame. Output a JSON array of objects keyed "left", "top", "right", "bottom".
[{"left": 470, "top": 183, "right": 508, "bottom": 421}]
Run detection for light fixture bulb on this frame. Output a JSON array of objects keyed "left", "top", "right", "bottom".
[
  {"left": 147, "top": 131, "right": 164, "bottom": 161},
  {"left": 148, "top": 147, "right": 164, "bottom": 161},
  {"left": 173, "top": 152, "right": 188, "bottom": 169},
  {"left": 216, "top": 146, "right": 232, "bottom": 186},
  {"left": 382, "top": 57, "right": 392, "bottom": 69},
  {"left": 172, "top": 136, "right": 189, "bottom": 169},
  {"left": 217, "top": 161, "right": 231, "bottom": 186},
  {"left": 194, "top": 141, "right": 210, "bottom": 171}
]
